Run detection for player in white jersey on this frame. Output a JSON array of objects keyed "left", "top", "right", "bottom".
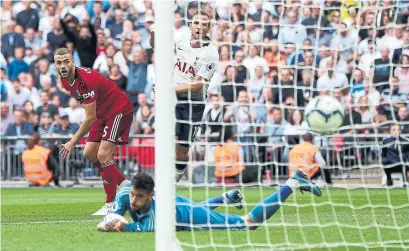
[{"left": 149, "top": 11, "right": 219, "bottom": 182}]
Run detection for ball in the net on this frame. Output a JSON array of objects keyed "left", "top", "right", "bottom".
[{"left": 304, "top": 95, "right": 344, "bottom": 134}]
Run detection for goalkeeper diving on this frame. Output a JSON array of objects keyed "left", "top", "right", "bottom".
[{"left": 97, "top": 171, "right": 322, "bottom": 232}]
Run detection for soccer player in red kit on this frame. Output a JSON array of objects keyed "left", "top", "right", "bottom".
[{"left": 54, "top": 47, "right": 133, "bottom": 215}]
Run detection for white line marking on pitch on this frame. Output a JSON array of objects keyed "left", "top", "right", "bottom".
[{"left": 2, "top": 219, "right": 100, "bottom": 225}]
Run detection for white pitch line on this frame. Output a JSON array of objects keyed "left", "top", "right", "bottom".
[{"left": 2, "top": 219, "right": 100, "bottom": 225}]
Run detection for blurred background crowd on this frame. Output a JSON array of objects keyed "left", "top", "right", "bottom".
[{"left": 1, "top": 0, "right": 409, "bottom": 182}]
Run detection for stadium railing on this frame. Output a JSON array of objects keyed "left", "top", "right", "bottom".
[{"left": 1, "top": 133, "right": 399, "bottom": 183}]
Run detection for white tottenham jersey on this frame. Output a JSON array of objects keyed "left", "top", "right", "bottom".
[{"left": 173, "top": 34, "right": 219, "bottom": 102}]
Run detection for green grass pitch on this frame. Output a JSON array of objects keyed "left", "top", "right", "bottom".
[{"left": 2, "top": 188, "right": 409, "bottom": 251}]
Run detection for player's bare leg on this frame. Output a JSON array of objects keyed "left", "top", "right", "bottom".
[
  {"left": 175, "top": 138, "right": 190, "bottom": 182},
  {"left": 92, "top": 140, "right": 127, "bottom": 216}
]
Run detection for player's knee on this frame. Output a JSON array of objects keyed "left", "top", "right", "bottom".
[
  {"left": 83, "top": 148, "right": 97, "bottom": 161},
  {"left": 97, "top": 148, "right": 112, "bottom": 163}
]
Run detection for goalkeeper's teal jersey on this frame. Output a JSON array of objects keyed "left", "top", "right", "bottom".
[{"left": 110, "top": 184, "right": 246, "bottom": 232}]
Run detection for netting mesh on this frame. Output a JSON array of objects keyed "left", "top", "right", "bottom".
[{"left": 168, "top": 0, "right": 409, "bottom": 250}]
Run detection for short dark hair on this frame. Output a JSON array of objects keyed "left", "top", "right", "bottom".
[
  {"left": 192, "top": 11, "right": 212, "bottom": 24},
  {"left": 131, "top": 172, "right": 155, "bottom": 194},
  {"left": 302, "top": 133, "right": 314, "bottom": 142},
  {"left": 40, "top": 90, "right": 50, "bottom": 96},
  {"left": 54, "top": 47, "right": 71, "bottom": 57}
]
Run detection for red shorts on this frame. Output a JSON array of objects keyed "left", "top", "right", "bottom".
[{"left": 88, "top": 112, "right": 133, "bottom": 144}]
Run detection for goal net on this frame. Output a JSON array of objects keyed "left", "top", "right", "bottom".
[{"left": 155, "top": 0, "right": 409, "bottom": 250}]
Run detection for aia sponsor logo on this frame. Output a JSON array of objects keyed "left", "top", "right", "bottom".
[{"left": 175, "top": 60, "right": 196, "bottom": 77}]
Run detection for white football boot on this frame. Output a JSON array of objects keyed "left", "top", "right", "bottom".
[{"left": 92, "top": 202, "right": 113, "bottom": 216}]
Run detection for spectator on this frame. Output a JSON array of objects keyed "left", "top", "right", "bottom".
[
  {"left": 1, "top": 20, "right": 26, "bottom": 61},
  {"left": 65, "top": 41, "right": 81, "bottom": 66},
  {"left": 93, "top": 44, "right": 117, "bottom": 75},
  {"left": 294, "top": 50, "right": 319, "bottom": 81},
  {"left": 36, "top": 90, "right": 59, "bottom": 121},
  {"left": 91, "top": 1, "right": 107, "bottom": 30},
  {"left": 217, "top": 45, "right": 231, "bottom": 75},
  {"left": 23, "top": 101, "right": 38, "bottom": 131},
  {"left": 64, "top": 97, "right": 85, "bottom": 125},
  {"left": 242, "top": 45, "right": 269, "bottom": 80},
  {"left": 24, "top": 47, "right": 37, "bottom": 64},
  {"left": 54, "top": 113, "right": 79, "bottom": 136},
  {"left": 302, "top": 4, "right": 329, "bottom": 35},
  {"left": 10, "top": 78, "right": 30, "bottom": 110},
  {"left": 108, "top": 64, "right": 127, "bottom": 91},
  {"left": 113, "top": 39, "right": 133, "bottom": 76},
  {"left": 60, "top": 0, "right": 89, "bottom": 24},
  {"left": 394, "top": 54, "right": 409, "bottom": 94},
  {"left": 20, "top": 72, "right": 41, "bottom": 109},
  {"left": 0, "top": 74, "right": 8, "bottom": 102},
  {"left": 21, "top": 133, "right": 60, "bottom": 187},
  {"left": 224, "top": 90, "right": 257, "bottom": 162},
  {"left": 355, "top": 80, "right": 381, "bottom": 113},
  {"left": 5, "top": 110, "right": 34, "bottom": 157},
  {"left": 350, "top": 68, "right": 365, "bottom": 100},
  {"left": 61, "top": 16, "right": 97, "bottom": 68},
  {"left": 16, "top": 0, "right": 40, "bottom": 32},
  {"left": 1, "top": 102, "right": 13, "bottom": 135},
  {"left": 34, "top": 58, "right": 56, "bottom": 89},
  {"left": 378, "top": 24, "right": 404, "bottom": 52},
  {"left": 0, "top": 68, "right": 13, "bottom": 99},
  {"left": 373, "top": 47, "right": 392, "bottom": 87},
  {"left": 283, "top": 109, "right": 305, "bottom": 137},
  {"left": 134, "top": 93, "right": 151, "bottom": 123},
  {"left": 202, "top": 92, "right": 226, "bottom": 137},
  {"left": 107, "top": 9, "right": 125, "bottom": 39},
  {"left": 127, "top": 49, "right": 148, "bottom": 105},
  {"left": 247, "top": 66, "right": 270, "bottom": 121},
  {"left": 277, "top": 10, "right": 307, "bottom": 50},
  {"left": 272, "top": 68, "right": 298, "bottom": 106},
  {"left": 307, "top": 23, "right": 332, "bottom": 47},
  {"left": 134, "top": 105, "right": 154, "bottom": 135},
  {"left": 7, "top": 47, "right": 30, "bottom": 80},
  {"left": 37, "top": 112, "right": 56, "bottom": 148},
  {"left": 24, "top": 28, "right": 43, "bottom": 49},
  {"left": 264, "top": 40, "right": 286, "bottom": 71},
  {"left": 381, "top": 76, "right": 407, "bottom": 120},
  {"left": 47, "top": 18, "right": 69, "bottom": 53},
  {"left": 381, "top": 124, "right": 409, "bottom": 186},
  {"left": 232, "top": 49, "right": 249, "bottom": 83},
  {"left": 331, "top": 23, "right": 357, "bottom": 62},
  {"left": 174, "top": 12, "right": 189, "bottom": 39},
  {"left": 317, "top": 59, "right": 349, "bottom": 92},
  {"left": 38, "top": 4, "right": 56, "bottom": 41},
  {"left": 397, "top": 106, "right": 409, "bottom": 133},
  {"left": 263, "top": 13, "right": 280, "bottom": 41},
  {"left": 357, "top": 96, "right": 377, "bottom": 124},
  {"left": 296, "top": 69, "right": 317, "bottom": 106},
  {"left": 392, "top": 30, "right": 409, "bottom": 64},
  {"left": 319, "top": 48, "right": 348, "bottom": 75},
  {"left": 358, "top": 39, "right": 381, "bottom": 75},
  {"left": 341, "top": 95, "right": 362, "bottom": 133},
  {"left": 220, "top": 65, "right": 246, "bottom": 104},
  {"left": 96, "top": 29, "right": 107, "bottom": 55}
]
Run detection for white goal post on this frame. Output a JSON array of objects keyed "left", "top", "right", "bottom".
[{"left": 154, "top": 1, "right": 176, "bottom": 251}]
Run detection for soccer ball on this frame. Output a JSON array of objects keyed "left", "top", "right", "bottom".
[
  {"left": 103, "top": 213, "right": 128, "bottom": 225},
  {"left": 304, "top": 96, "right": 344, "bottom": 134}
]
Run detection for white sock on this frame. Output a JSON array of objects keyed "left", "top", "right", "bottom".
[{"left": 284, "top": 178, "right": 300, "bottom": 191}]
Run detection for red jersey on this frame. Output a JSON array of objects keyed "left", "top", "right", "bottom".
[{"left": 61, "top": 66, "right": 133, "bottom": 121}]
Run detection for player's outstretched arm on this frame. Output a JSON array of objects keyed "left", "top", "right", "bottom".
[
  {"left": 60, "top": 102, "right": 97, "bottom": 159},
  {"left": 174, "top": 75, "right": 205, "bottom": 94}
]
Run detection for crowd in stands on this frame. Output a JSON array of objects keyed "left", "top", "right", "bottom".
[{"left": 1, "top": 0, "right": 409, "bottom": 159}]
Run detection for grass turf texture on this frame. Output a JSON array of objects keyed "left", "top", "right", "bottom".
[{"left": 2, "top": 188, "right": 409, "bottom": 251}]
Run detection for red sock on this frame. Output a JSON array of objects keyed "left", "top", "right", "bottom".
[
  {"left": 92, "top": 159, "right": 103, "bottom": 172},
  {"left": 101, "top": 161, "right": 126, "bottom": 203}
]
